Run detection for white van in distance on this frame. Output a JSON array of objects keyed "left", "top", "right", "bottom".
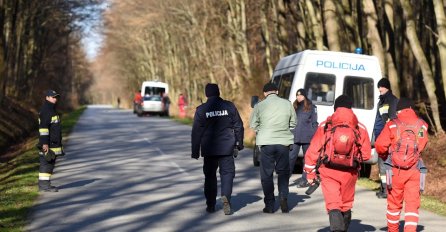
[
  {"left": 252, "top": 50, "right": 381, "bottom": 176},
  {"left": 137, "top": 81, "right": 169, "bottom": 116}
]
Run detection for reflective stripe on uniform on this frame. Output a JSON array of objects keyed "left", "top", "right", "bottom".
[
  {"left": 380, "top": 175, "right": 387, "bottom": 184},
  {"left": 379, "top": 105, "right": 389, "bottom": 115},
  {"left": 386, "top": 210, "right": 400, "bottom": 216},
  {"left": 387, "top": 219, "right": 399, "bottom": 224},
  {"left": 51, "top": 115, "right": 60, "bottom": 123},
  {"left": 39, "top": 173, "right": 52, "bottom": 180},
  {"left": 305, "top": 164, "right": 316, "bottom": 169},
  {"left": 39, "top": 128, "right": 49, "bottom": 136},
  {"left": 50, "top": 147, "right": 63, "bottom": 155},
  {"left": 405, "top": 212, "right": 419, "bottom": 217},
  {"left": 389, "top": 124, "right": 397, "bottom": 129},
  {"left": 404, "top": 222, "right": 418, "bottom": 227}
]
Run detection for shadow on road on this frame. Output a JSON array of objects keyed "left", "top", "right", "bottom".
[
  {"left": 230, "top": 192, "right": 262, "bottom": 212},
  {"left": 317, "top": 219, "right": 376, "bottom": 232},
  {"left": 59, "top": 178, "right": 101, "bottom": 189}
]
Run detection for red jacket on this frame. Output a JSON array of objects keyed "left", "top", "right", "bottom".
[
  {"left": 304, "top": 107, "right": 372, "bottom": 179},
  {"left": 134, "top": 92, "right": 142, "bottom": 103},
  {"left": 375, "top": 108, "right": 428, "bottom": 160}
]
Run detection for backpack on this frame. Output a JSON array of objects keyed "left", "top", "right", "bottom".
[
  {"left": 389, "top": 118, "right": 423, "bottom": 169},
  {"left": 322, "top": 121, "right": 362, "bottom": 169}
]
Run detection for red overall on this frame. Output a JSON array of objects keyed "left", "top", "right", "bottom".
[
  {"left": 304, "top": 107, "right": 371, "bottom": 212},
  {"left": 178, "top": 94, "right": 187, "bottom": 118},
  {"left": 375, "top": 108, "right": 428, "bottom": 232}
]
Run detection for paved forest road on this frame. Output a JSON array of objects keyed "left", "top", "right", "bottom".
[{"left": 26, "top": 105, "right": 444, "bottom": 232}]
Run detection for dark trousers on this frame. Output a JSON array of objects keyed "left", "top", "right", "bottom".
[
  {"left": 289, "top": 143, "right": 310, "bottom": 179},
  {"left": 38, "top": 154, "right": 56, "bottom": 188},
  {"left": 203, "top": 155, "right": 235, "bottom": 207},
  {"left": 259, "top": 145, "right": 290, "bottom": 208}
]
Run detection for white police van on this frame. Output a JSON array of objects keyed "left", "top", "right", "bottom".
[
  {"left": 252, "top": 50, "right": 381, "bottom": 176},
  {"left": 141, "top": 81, "right": 168, "bottom": 97},
  {"left": 137, "top": 81, "right": 169, "bottom": 116}
]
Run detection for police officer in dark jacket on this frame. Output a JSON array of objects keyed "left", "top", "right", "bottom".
[
  {"left": 37, "top": 90, "right": 64, "bottom": 192},
  {"left": 191, "top": 83, "right": 244, "bottom": 215},
  {"left": 373, "top": 78, "right": 398, "bottom": 198}
]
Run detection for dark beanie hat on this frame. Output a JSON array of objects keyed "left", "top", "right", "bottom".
[
  {"left": 296, "top": 88, "right": 306, "bottom": 97},
  {"left": 205, "top": 83, "right": 220, "bottom": 97},
  {"left": 377, "top": 78, "right": 391, "bottom": 89},
  {"left": 263, "top": 82, "right": 278, "bottom": 92},
  {"left": 334, "top": 95, "right": 353, "bottom": 110},
  {"left": 396, "top": 97, "right": 414, "bottom": 111}
]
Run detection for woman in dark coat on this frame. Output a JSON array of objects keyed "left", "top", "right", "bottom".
[{"left": 289, "top": 88, "right": 318, "bottom": 187}]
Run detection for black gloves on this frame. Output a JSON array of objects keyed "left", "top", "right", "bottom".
[
  {"left": 233, "top": 148, "right": 238, "bottom": 158},
  {"left": 191, "top": 153, "right": 199, "bottom": 160},
  {"left": 44, "top": 149, "right": 56, "bottom": 162}
]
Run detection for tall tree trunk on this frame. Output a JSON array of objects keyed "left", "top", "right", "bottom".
[
  {"left": 323, "top": 0, "right": 341, "bottom": 51},
  {"left": 364, "top": 0, "right": 400, "bottom": 96},
  {"left": 306, "top": 0, "right": 324, "bottom": 50},
  {"left": 432, "top": 0, "right": 446, "bottom": 100},
  {"left": 260, "top": 1, "right": 273, "bottom": 78},
  {"left": 400, "top": 0, "right": 444, "bottom": 134}
]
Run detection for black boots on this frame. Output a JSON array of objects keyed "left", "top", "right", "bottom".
[
  {"left": 329, "top": 209, "right": 345, "bottom": 232},
  {"left": 206, "top": 205, "right": 215, "bottom": 213},
  {"left": 328, "top": 209, "right": 352, "bottom": 232},
  {"left": 342, "top": 210, "right": 352, "bottom": 231},
  {"left": 38, "top": 180, "right": 58, "bottom": 192},
  {"left": 280, "top": 198, "right": 289, "bottom": 213},
  {"left": 376, "top": 183, "right": 388, "bottom": 199}
]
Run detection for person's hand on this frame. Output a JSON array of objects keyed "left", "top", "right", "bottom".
[
  {"left": 42, "top": 144, "right": 49, "bottom": 153},
  {"left": 233, "top": 148, "right": 239, "bottom": 158},
  {"left": 237, "top": 144, "right": 244, "bottom": 151},
  {"left": 191, "top": 154, "right": 199, "bottom": 160},
  {"left": 306, "top": 171, "right": 316, "bottom": 183}
]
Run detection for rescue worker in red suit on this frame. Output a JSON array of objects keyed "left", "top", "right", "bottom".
[
  {"left": 375, "top": 98, "right": 428, "bottom": 232},
  {"left": 178, "top": 93, "right": 187, "bottom": 118},
  {"left": 304, "top": 95, "right": 371, "bottom": 232},
  {"left": 133, "top": 91, "right": 142, "bottom": 114}
]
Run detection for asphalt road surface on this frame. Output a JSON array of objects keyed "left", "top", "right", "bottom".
[{"left": 26, "top": 105, "right": 445, "bottom": 232}]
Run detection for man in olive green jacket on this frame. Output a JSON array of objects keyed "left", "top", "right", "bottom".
[{"left": 249, "top": 82, "right": 297, "bottom": 213}]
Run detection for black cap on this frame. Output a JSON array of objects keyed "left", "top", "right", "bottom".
[
  {"left": 377, "top": 78, "right": 391, "bottom": 89},
  {"left": 205, "top": 83, "right": 220, "bottom": 97},
  {"left": 396, "top": 98, "right": 414, "bottom": 111},
  {"left": 296, "top": 88, "right": 306, "bottom": 97},
  {"left": 46, "top": 90, "right": 60, "bottom": 97},
  {"left": 334, "top": 95, "right": 353, "bottom": 110},
  {"left": 263, "top": 82, "right": 278, "bottom": 92}
]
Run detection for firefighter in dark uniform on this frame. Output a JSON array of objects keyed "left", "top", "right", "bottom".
[
  {"left": 37, "top": 90, "right": 64, "bottom": 192},
  {"left": 191, "top": 83, "right": 244, "bottom": 215},
  {"left": 373, "top": 78, "right": 398, "bottom": 198}
]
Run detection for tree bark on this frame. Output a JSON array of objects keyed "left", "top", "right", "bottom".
[
  {"left": 400, "top": 0, "right": 444, "bottom": 134},
  {"left": 432, "top": 0, "right": 446, "bottom": 100},
  {"left": 323, "top": 0, "right": 341, "bottom": 51},
  {"left": 306, "top": 0, "right": 324, "bottom": 50}
]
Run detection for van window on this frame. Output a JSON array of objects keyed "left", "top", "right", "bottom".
[
  {"left": 304, "top": 72, "right": 336, "bottom": 105},
  {"left": 144, "top": 87, "right": 166, "bottom": 96},
  {"left": 343, "top": 76, "right": 374, "bottom": 109},
  {"left": 273, "top": 72, "right": 294, "bottom": 98}
]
